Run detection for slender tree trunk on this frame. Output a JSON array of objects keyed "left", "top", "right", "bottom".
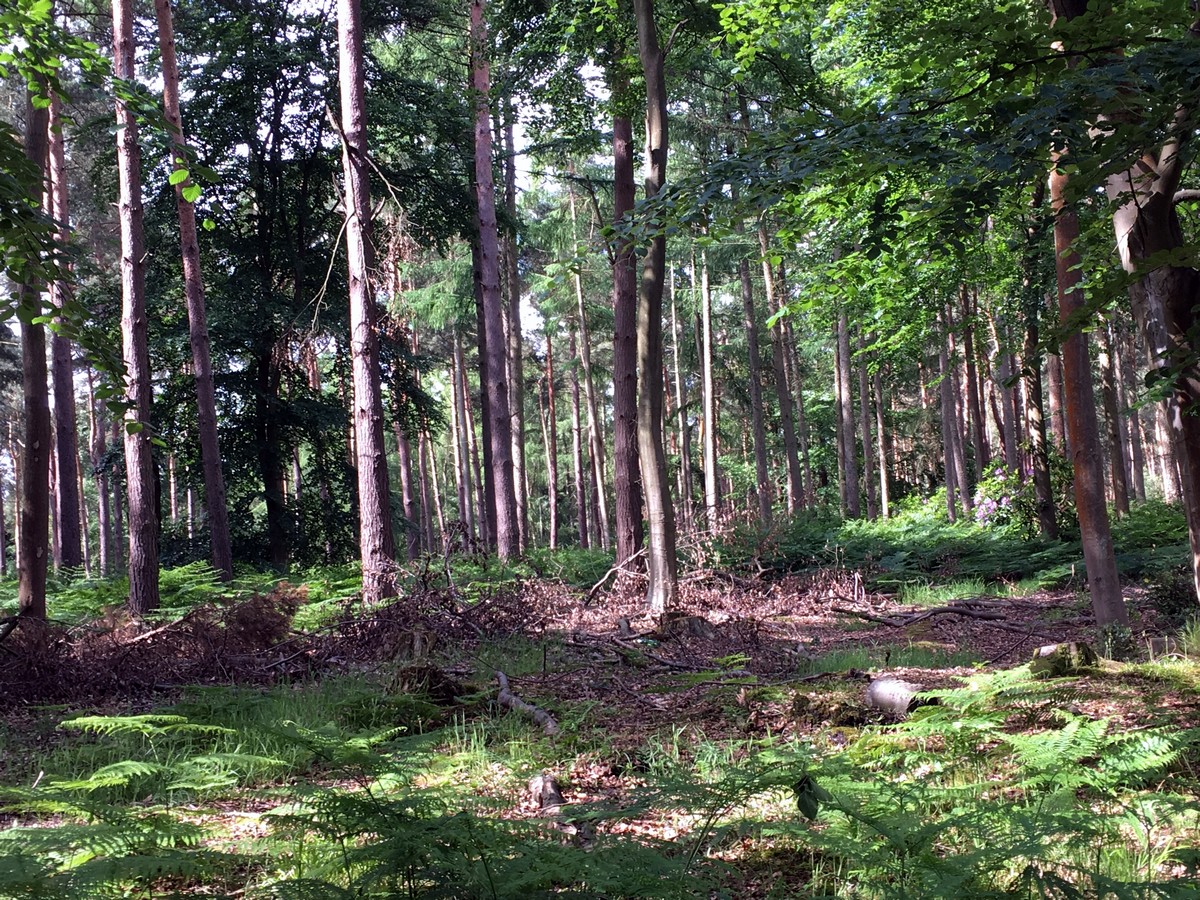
[
  {"left": 611, "top": 112, "right": 645, "bottom": 567},
  {"left": 857, "top": 332, "right": 878, "bottom": 520},
  {"left": 1117, "top": 325, "right": 1147, "bottom": 502},
  {"left": 1049, "top": 150, "right": 1128, "bottom": 627},
  {"left": 961, "top": 288, "right": 990, "bottom": 474},
  {"left": 946, "top": 308, "right": 974, "bottom": 511},
  {"left": 1024, "top": 302, "right": 1059, "bottom": 540},
  {"left": 110, "top": 418, "right": 125, "bottom": 572},
  {"left": 154, "top": 0, "right": 232, "bottom": 580},
  {"left": 1046, "top": 351, "right": 1068, "bottom": 451},
  {"left": 669, "top": 269, "right": 694, "bottom": 533},
  {"left": 872, "top": 365, "right": 891, "bottom": 517},
  {"left": 338, "top": 0, "right": 397, "bottom": 599},
  {"left": 938, "top": 326, "right": 960, "bottom": 522},
  {"left": 395, "top": 423, "right": 418, "bottom": 560},
  {"left": 49, "top": 445, "right": 59, "bottom": 571},
  {"left": 16, "top": 86, "right": 50, "bottom": 617},
  {"left": 9, "top": 430, "right": 21, "bottom": 582},
  {"left": 450, "top": 336, "right": 476, "bottom": 541},
  {"left": 758, "top": 227, "right": 804, "bottom": 513},
  {"left": 47, "top": 90, "right": 82, "bottom": 571},
  {"left": 699, "top": 246, "right": 720, "bottom": 527},
  {"left": 502, "top": 102, "right": 528, "bottom": 552},
  {"left": 635, "top": 0, "right": 678, "bottom": 615},
  {"left": 417, "top": 431, "right": 435, "bottom": 549},
  {"left": 89, "top": 372, "right": 111, "bottom": 576},
  {"left": 113, "top": 0, "right": 159, "bottom": 615},
  {"left": 470, "top": 0, "right": 518, "bottom": 559},
  {"left": 569, "top": 192, "right": 611, "bottom": 551},
  {"left": 568, "top": 329, "right": 589, "bottom": 548},
  {"left": 1099, "top": 318, "right": 1130, "bottom": 517},
  {"left": 0, "top": 461, "right": 6, "bottom": 578},
  {"left": 543, "top": 326, "right": 559, "bottom": 550},
  {"left": 836, "top": 311, "right": 861, "bottom": 518}
]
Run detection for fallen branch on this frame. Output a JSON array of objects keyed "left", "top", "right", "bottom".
[
  {"left": 123, "top": 611, "right": 198, "bottom": 646},
  {"left": 496, "top": 671, "right": 559, "bottom": 736},
  {"left": 586, "top": 548, "right": 647, "bottom": 602},
  {"left": 611, "top": 637, "right": 715, "bottom": 671}
]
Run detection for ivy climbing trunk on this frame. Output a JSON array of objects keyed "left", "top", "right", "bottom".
[
  {"left": 114, "top": 0, "right": 160, "bottom": 616},
  {"left": 634, "top": 0, "right": 678, "bottom": 616},
  {"left": 154, "top": 0, "right": 233, "bottom": 580}
]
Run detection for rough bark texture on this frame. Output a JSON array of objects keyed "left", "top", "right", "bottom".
[
  {"left": 961, "top": 289, "right": 990, "bottom": 473},
  {"left": 1050, "top": 162, "right": 1128, "bottom": 628},
  {"left": 611, "top": 111, "right": 644, "bottom": 567},
  {"left": 635, "top": 0, "right": 678, "bottom": 616},
  {"left": 154, "top": 0, "right": 233, "bottom": 580},
  {"left": 114, "top": 0, "right": 160, "bottom": 616},
  {"left": 47, "top": 91, "right": 82, "bottom": 570},
  {"left": 338, "top": 0, "right": 397, "bottom": 600}
]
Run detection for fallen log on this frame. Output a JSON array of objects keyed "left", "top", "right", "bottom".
[
  {"left": 1029, "top": 642, "right": 1098, "bottom": 678},
  {"left": 496, "top": 671, "right": 559, "bottom": 736}
]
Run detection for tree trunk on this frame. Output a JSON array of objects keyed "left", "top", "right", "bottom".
[
  {"left": 338, "top": 0, "right": 398, "bottom": 599},
  {"left": 759, "top": 226, "right": 804, "bottom": 513},
  {"left": 542, "top": 326, "right": 559, "bottom": 549},
  {"left": 961, "top": 287, "right": 990, "bottom": 474},
  {"left": 569, "top": 188, "right": 611, "bottom": 552},
  {"left": 15, "top": 85, "right": 51, "bottom": 618},
  {"left": 89, "top": 374, "right": 110, "bottom": 575},
  {"left": 1046, "top": 351, "right": 1068, "bottom": 451},
  {"left": 47, "top": 90, "right": 82, "bottom": 571},
  {"left": 569, "top": 328, "right": 589, "bottom": 548},
  {"left": 669, "top": 268, "right": 694, "bottom": 533},
  {"left": 1117, "top": 324, "right": 1147, "bottom": 502},
  {"left": 1050, "top": 160, "right": 1128, "bottom": 628},
  {"left": 395, "top": 423, "right": 418, "bottom": 560},
  {"left": 1098, "top": 318, "right": 1130, "bottom": 517},
  {"left": 635, "top": 0, "right": 678, "bottom": 615},
  {"left": 836, "top": 311, "right": 860, "bottom": 518},
  {"left": 113, "top": 0, "right": 159, "bottom": 615},
  {"left": 450, "top": 335, "right": 476, "bottom": 541},
  {"left": 502, "top": 103, "right": 528, "bottom": 552},
  {"left": 154, "top": 0, "right": 233, "bottom": 580},
  {"left": 1024, "top": 303, "right": 1059, "bottom": 540},
  {"left": 611, "top": 112, "right": 645, "bottom": 567},
  {"left": 471, "top": 0, "right": 519, "bottom": 560},
  {"left": 938, "top": 325, "right": 960, "bottom": 522},
  {"left": 735, "top": 226, "right": 771, "bottom": 526},
  {"left": 699, "top": 246, "right": 720, "bottom": 527},
  {"left": 857, "top": 331, "right": 878, "bottom": 520},
  {"left": 946, "top": 308, "right": 974, "bottom": 511},
  {"left": 873, "top": 366, "right": 891, "bottom": 518}
]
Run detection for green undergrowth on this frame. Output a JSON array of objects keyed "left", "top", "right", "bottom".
[
  {"left": 711, "top": 497, "right": 1192, "bottom": 598},
  {"left": 2, "top": 660, "right": 1198, "bottom": 898}
]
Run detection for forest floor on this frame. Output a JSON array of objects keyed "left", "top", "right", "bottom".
[{"left": 1, "top": 547, "right": 1198, "bottom": 897}]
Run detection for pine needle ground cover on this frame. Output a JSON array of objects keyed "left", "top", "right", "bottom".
[{"left": 0, "top": 513, "right": 1197, "bottom": 898}]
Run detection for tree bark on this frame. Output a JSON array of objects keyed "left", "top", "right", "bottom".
[
  {"left": 961, "top": 287, "right": 990, "bottom": 474},
  {"left": 1046, "top": 350, "right": 1068, "bottom": 451},
  {"left": 542, "top": 325, "right": 559, "bottom": 549},
  {"left": 16, "top": 87, "right": 51, "bottom": 618},
  {"left": 471, "top": 0, "right": 519, "bottom": 560},
  {"left": 1050, "top": 160, "right": 1128, "bottom": 628},
  {"left": 759, "top": 226, "right": 804, "bottom": 513},
  {"left": 502, "top": 102, "right": 528, "bottom": 552},
  {"left": 611, "top": 112, "right": 644, "bottom": 567},
  {"left": 1098, "top": 318, "right": 1130, "bottom": 517},
  {"left": 1024, "top": 302, "right": 1059, "bottom": 540},
  {"left": 873, "top": 366, "right": 891, "bottom": 518},
  {"left": 938, "top": 324, "right": 960, "bottom": 522},
  {"left": 836, "top": 311, "right": 860, "bottom": 518},
  {"left": 857, "top": 331, "right": 878, "bottom": 520},
  {"left": 154, "top": 0, "right": 233, "bottom": 580},
  {"left": 47, "top": 89, "right": 82, "bottom": 571},
  {"left": 1116, "top": 324, "right": 1147, "bottom": 502},
  {"left": 450, "top": 334, "right": 476, "bottom": 541},
  {"left": 568, "top": 328, "right": 589, "bottom": 548},
  {"left": 669, "top": 268, "right": 694, "bottom": 533},
  {"left": 635, "top": 0, "right": 678, "bottom": 615},
  {"left": 113, "top": 0, "right": 160, "bottom": 615},
  {"left": 699, "top": 246, "right": 720, "bottom": 527}
]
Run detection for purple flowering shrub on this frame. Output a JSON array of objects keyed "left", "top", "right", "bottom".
[{"left": 972, "top": 465, "right": 1028, "bottom": 531}]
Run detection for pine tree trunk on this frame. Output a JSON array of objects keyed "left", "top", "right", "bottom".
[
  {"left": 450, "top": 335, "right": 476, "bottom": 541},
  {"left": 154, "top": 0, "right": 233, "bottom": 580},
  {"left": 1117, "top": 325, "right": 1147, "bottom": 502},
  {"left": 502, "top": 104, "right": 528, "bottom": 552},
  {"left": 568, "top": 329, "right": 589, "bottom": 548},
  {"left": 635, "top": 0, "right": 678, "bottom": 615},
  {"left": 669, "top": 270, "right": 694, "bottom": 534},
  {"left": 113, "top": 0, "right": 159, "bottom": 615},
  {"left": 699, "top": 246, "right": 720, "bottom": 527},
  {"left": 395, "top": 423, "right": 418, "bottom": 560},
  {"left": 857, "top": 332, "right": 878, "bottom": 520},
  {"left": 961, "top": 287, "right": 990, "bottom": 474},
  {"left": 939, "top": 328, "right": 960, "bottom": 522},
  {"left": 873, "top": 366, "right": 891, "bottom": 517},
  {"left": 734, "top": 229, "right": 771, "bottom": 525},
  {"left": 338, "top": 0, "right": 398, "bottom": 598},
  {"left": 543, "top": 327, "right": 559, "bottom": 549},
  {"left": 946, "top": 309, "right": 974, "bottom": 511},
  {"left": 569, "top": 189, "right": 611, "bottom": 552},
  {"left": 417, "top": 430, "right": 436, "bottom": 549},
  {"left": 89, "top": 372, "right": 111, "bottom": 576},
  {"left": 1049, "top": 147, "right": 1127, "bottom": 628},
  {"left": 110, "top": 418, "right": 125, "bottom": 572},
  {"left": 1046, "top": 351, "right": 1068, "bottom": 452},
  {"left": 611, "top": 112, "right": 645, "bottom": 568},
  {"left": 470, "top": 0, "right": 518, "bottom": 559},
  {"left": 47, "top": 90, "right": 82, "bottom": 571}
]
